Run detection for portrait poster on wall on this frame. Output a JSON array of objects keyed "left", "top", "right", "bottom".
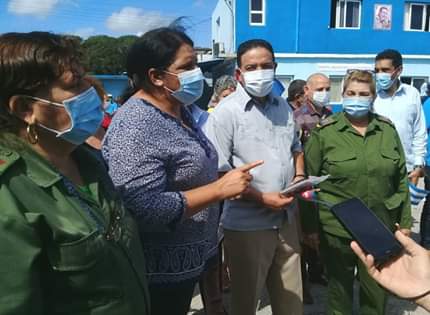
[{"left": 374, "top": 4, "right": 392, "bottom": 30}]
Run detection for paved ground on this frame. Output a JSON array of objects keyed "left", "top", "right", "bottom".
[{"left": 188, "top": 198, "right": 429, "bottom": 314}]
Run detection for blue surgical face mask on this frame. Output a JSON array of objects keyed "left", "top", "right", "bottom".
[
  {"left": 27, "top": 87, "right": 104, "bottom": 145},
  {"left": 164, "top": 67, "right": 204, "bottom": 105},
  {"left": 342, "top": 96, "right": 373, "bottom": 118},
  {"left": 375, "top": 72, "right": 396, "bottom": 91}
]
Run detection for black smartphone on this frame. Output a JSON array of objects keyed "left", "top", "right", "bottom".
[{"left": 330, "top": 198, "right": 403, "bottom": 267}]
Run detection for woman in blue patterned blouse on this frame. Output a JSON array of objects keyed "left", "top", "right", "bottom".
[{"left": 102, "top": 27, "right": 262, "bottom": 315}]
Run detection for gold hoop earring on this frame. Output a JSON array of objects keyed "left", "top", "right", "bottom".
[{"left": 26, "top": 123, "right": 39, "bottom": 144}]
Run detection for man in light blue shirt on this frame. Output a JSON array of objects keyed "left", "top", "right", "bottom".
[
  {"left": 373, "top": 49, "right": 427, "bottom": 185},
  {"left": 205, "top": 39, "right": 304, "bottom": 315},
  {"left": 420, "top": 88, "right": 430, "bottom": 249},
  {"left": 188, "top": 103, "right": 209, "bottom": 128}
]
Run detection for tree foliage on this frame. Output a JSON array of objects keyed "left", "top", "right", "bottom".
[{"left": 80, "top": 35, "right": 139, "bottom": 74}]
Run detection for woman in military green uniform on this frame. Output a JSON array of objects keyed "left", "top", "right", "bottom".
[
  {"left": 0, "top": 32, "right": 149, "bottom": 314},
  {"left": 303, "top": 70, "right": 411, "bottom": 314}
]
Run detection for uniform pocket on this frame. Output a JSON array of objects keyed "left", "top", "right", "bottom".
[
  {"left": 380, "top": 150, "right": 400, "bottom": 176},
  {"left": 326, "top": 151, "right": 357, "bottom": 177},
  {"left": 48, "top": 231, "right": 124, "bottom": 312},
  {"left": 49, "top": 230, "right": 105, "bottom": 271},
  {"left": 383, "top": 193, "right": 403, "bottom": 211}
]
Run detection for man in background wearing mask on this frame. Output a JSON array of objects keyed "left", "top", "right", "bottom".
[
  {"left": 294, "top": 73, "right": 332, "bottom": 143},
  {"left": 293, "top": 73, "right": 331, "bottom": 304},
  {"left": 286, "top": 79, "right": 306, "bottom": 111},
  {"left": 373, "top": 49, "right": 427, "bottom": 186},
  {"left": 205, "top": 39, "right": 304, "bottom": 315}
]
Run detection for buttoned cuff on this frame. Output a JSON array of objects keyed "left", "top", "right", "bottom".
[
  {"left": 172, "top": 191, "right": 188, "bottom": 228},
  {"left": 292, "top": 143, "right": 303, "bottom": 153}
]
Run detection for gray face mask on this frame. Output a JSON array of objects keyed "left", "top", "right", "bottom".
[{"left": 312, "top": 91, "right": 330, "bottom": 107}]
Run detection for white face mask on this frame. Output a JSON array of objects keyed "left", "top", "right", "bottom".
[
  {"left": 242, "top": 69, "right": 274, "bottom": 97},
  {"left": 312, "top": 90, "right": 330, "bottom": 107}
]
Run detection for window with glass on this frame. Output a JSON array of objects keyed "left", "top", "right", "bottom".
[
  {"left": 400, "top": 76, "right": 428, "bottom": 90},
  {"left": 404, "top": 3, "right": 430, "bottom": 31},
  {"left": 276, "top": 75, "right": 294, "bottom": 98},
  {"left": 331, "top": 0, "right": 361, "bottom": 29},
  {"left": 250, "top": 0, "right": 265, "bottom": 25},
  {"left": 329, "top": 76, "right": 344, "bottom": 103}
]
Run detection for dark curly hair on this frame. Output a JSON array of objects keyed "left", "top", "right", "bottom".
[{"left": 0, "top": 32, "right": 82, "bottom": 133}]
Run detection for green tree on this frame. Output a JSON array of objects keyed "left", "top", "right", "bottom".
[
  {"left": 116, "top": 35, "right": 139, "bottom": 73},
  {"left": 81, "top": 35, "right": 138, "bottom": 74}
]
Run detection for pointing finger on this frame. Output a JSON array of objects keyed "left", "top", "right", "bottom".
[{"left": 237, "top": 160, "right": 264, "bottom": 172}]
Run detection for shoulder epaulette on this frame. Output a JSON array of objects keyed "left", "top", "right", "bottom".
[
  {"left": 375, "top": 114, "right": 395, "bottom": 127},
  {"left": 319, "top": 116, "right": 336, "bottom": 128}
]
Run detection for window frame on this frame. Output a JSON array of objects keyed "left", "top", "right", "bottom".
[
  {"left": 401, "top": 76, "right": 429, "bottom": 90},
  {"left": 404, "top": 2, "right": 428, "bottom": 32},
  {"left": 276, "top": 75, "right": 295, "bottom": 98},
  {"left": 335, "top": 0, "right": 362, "bottom": 29},
  {"left": 249, "top": 0, "right": 266, "bottom": 26},
  {"left": 329, "top": 75, "right": 344, "bottom": 104}
]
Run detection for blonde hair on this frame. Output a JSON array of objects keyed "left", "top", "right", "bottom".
[{"left": 342, "top": 70, "right": 376, "bottom": 97}]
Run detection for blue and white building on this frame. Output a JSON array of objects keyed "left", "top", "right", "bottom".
[{"left": 212, "top": 0, "right": 430, "bottom": 102}]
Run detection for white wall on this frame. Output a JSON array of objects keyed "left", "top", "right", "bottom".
[
  {"left": 275, "top": 56, "right": 430, "bottom": 105},
  {"left": 211, "top": 0, "right": 235, "bottom": 55},
  {"left": 276, "top": 56, "right": 430, "bottom": 81}
]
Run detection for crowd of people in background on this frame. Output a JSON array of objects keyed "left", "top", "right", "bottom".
[{"left": 1, "top": 27, "right": 430, "bottom": 315}]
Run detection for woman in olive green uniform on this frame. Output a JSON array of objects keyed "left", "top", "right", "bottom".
[
  {"left": 0, "top": 32, "right": 149, "bottom": 314},
  {"left": 303, "top": 70, "right": 411, "bottom": 314}
]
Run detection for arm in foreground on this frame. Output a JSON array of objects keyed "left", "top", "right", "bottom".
[{"left": 351, "top": 231, "right": 430, "bottom": 311}]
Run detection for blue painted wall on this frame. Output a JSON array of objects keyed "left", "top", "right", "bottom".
[
  {"left": 235, "top": 0, "right": 430, "bottom": 54},
  {"left": 95, "top": 75, "right": 128, "bottom": 98},
  {"left": 235, "top": 0, "right": 298, "bottom": 52}
]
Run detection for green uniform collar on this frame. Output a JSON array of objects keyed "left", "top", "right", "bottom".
[
  {"left": 22, "top": 149, "right": 63, "bottom": 187},
  {"left": 0, "top": 134, "right": 105, "bottom": 189},
  {"left": 0, "top": 135, "right": 62, "bottom": 187},
  {"left": 334, "top": 112, "right": 383, "bottom": 135}
]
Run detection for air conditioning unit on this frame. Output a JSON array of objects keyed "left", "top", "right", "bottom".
[{"left": 213, "top": 42, "right": 225, "bottom": 57}]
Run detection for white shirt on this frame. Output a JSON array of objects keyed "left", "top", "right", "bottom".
[
  {"left": 374, "top": 83, "right": 427, "bottom": 171},
  {"left": 204, "top": 84, "right": 301, "bottom": 231}
]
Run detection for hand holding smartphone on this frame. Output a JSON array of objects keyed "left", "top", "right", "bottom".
[{"left": 330, "top": 198, "right": 403, "bottom": 268}]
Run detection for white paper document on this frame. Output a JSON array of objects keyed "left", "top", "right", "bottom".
[{"left": 281, "top": 175, "right": 330, "bottom": 196}]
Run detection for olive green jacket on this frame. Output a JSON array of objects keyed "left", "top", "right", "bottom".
[
  {"left": 302, "top": 112, "right": 412, "bottom": 238},
  {"left": 0, "top": 135, "right": 150, "bottom": 314}
]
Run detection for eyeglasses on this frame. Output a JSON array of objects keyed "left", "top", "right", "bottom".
[{"left": 346, "top": 69, "right": 375, "bottom": 76}]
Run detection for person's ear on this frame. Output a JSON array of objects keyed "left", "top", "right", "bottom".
[
  {"left": 148, "top": 68, "right": 165, "bottom": 88},
  {"left": 7, "top": 95, "right": 34, "bottom": 124},
  {"left": 304, "top": 85, "right": 311, "bottom": 98},
  {"left": 397, "top": 65, "right": 403, "bottom": 76},
  {"left": 235, "top": 68, "right": 247, "bottom": 86},
  {"left": 235, "top": 68, "right": 242, "bottom": 82}
]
